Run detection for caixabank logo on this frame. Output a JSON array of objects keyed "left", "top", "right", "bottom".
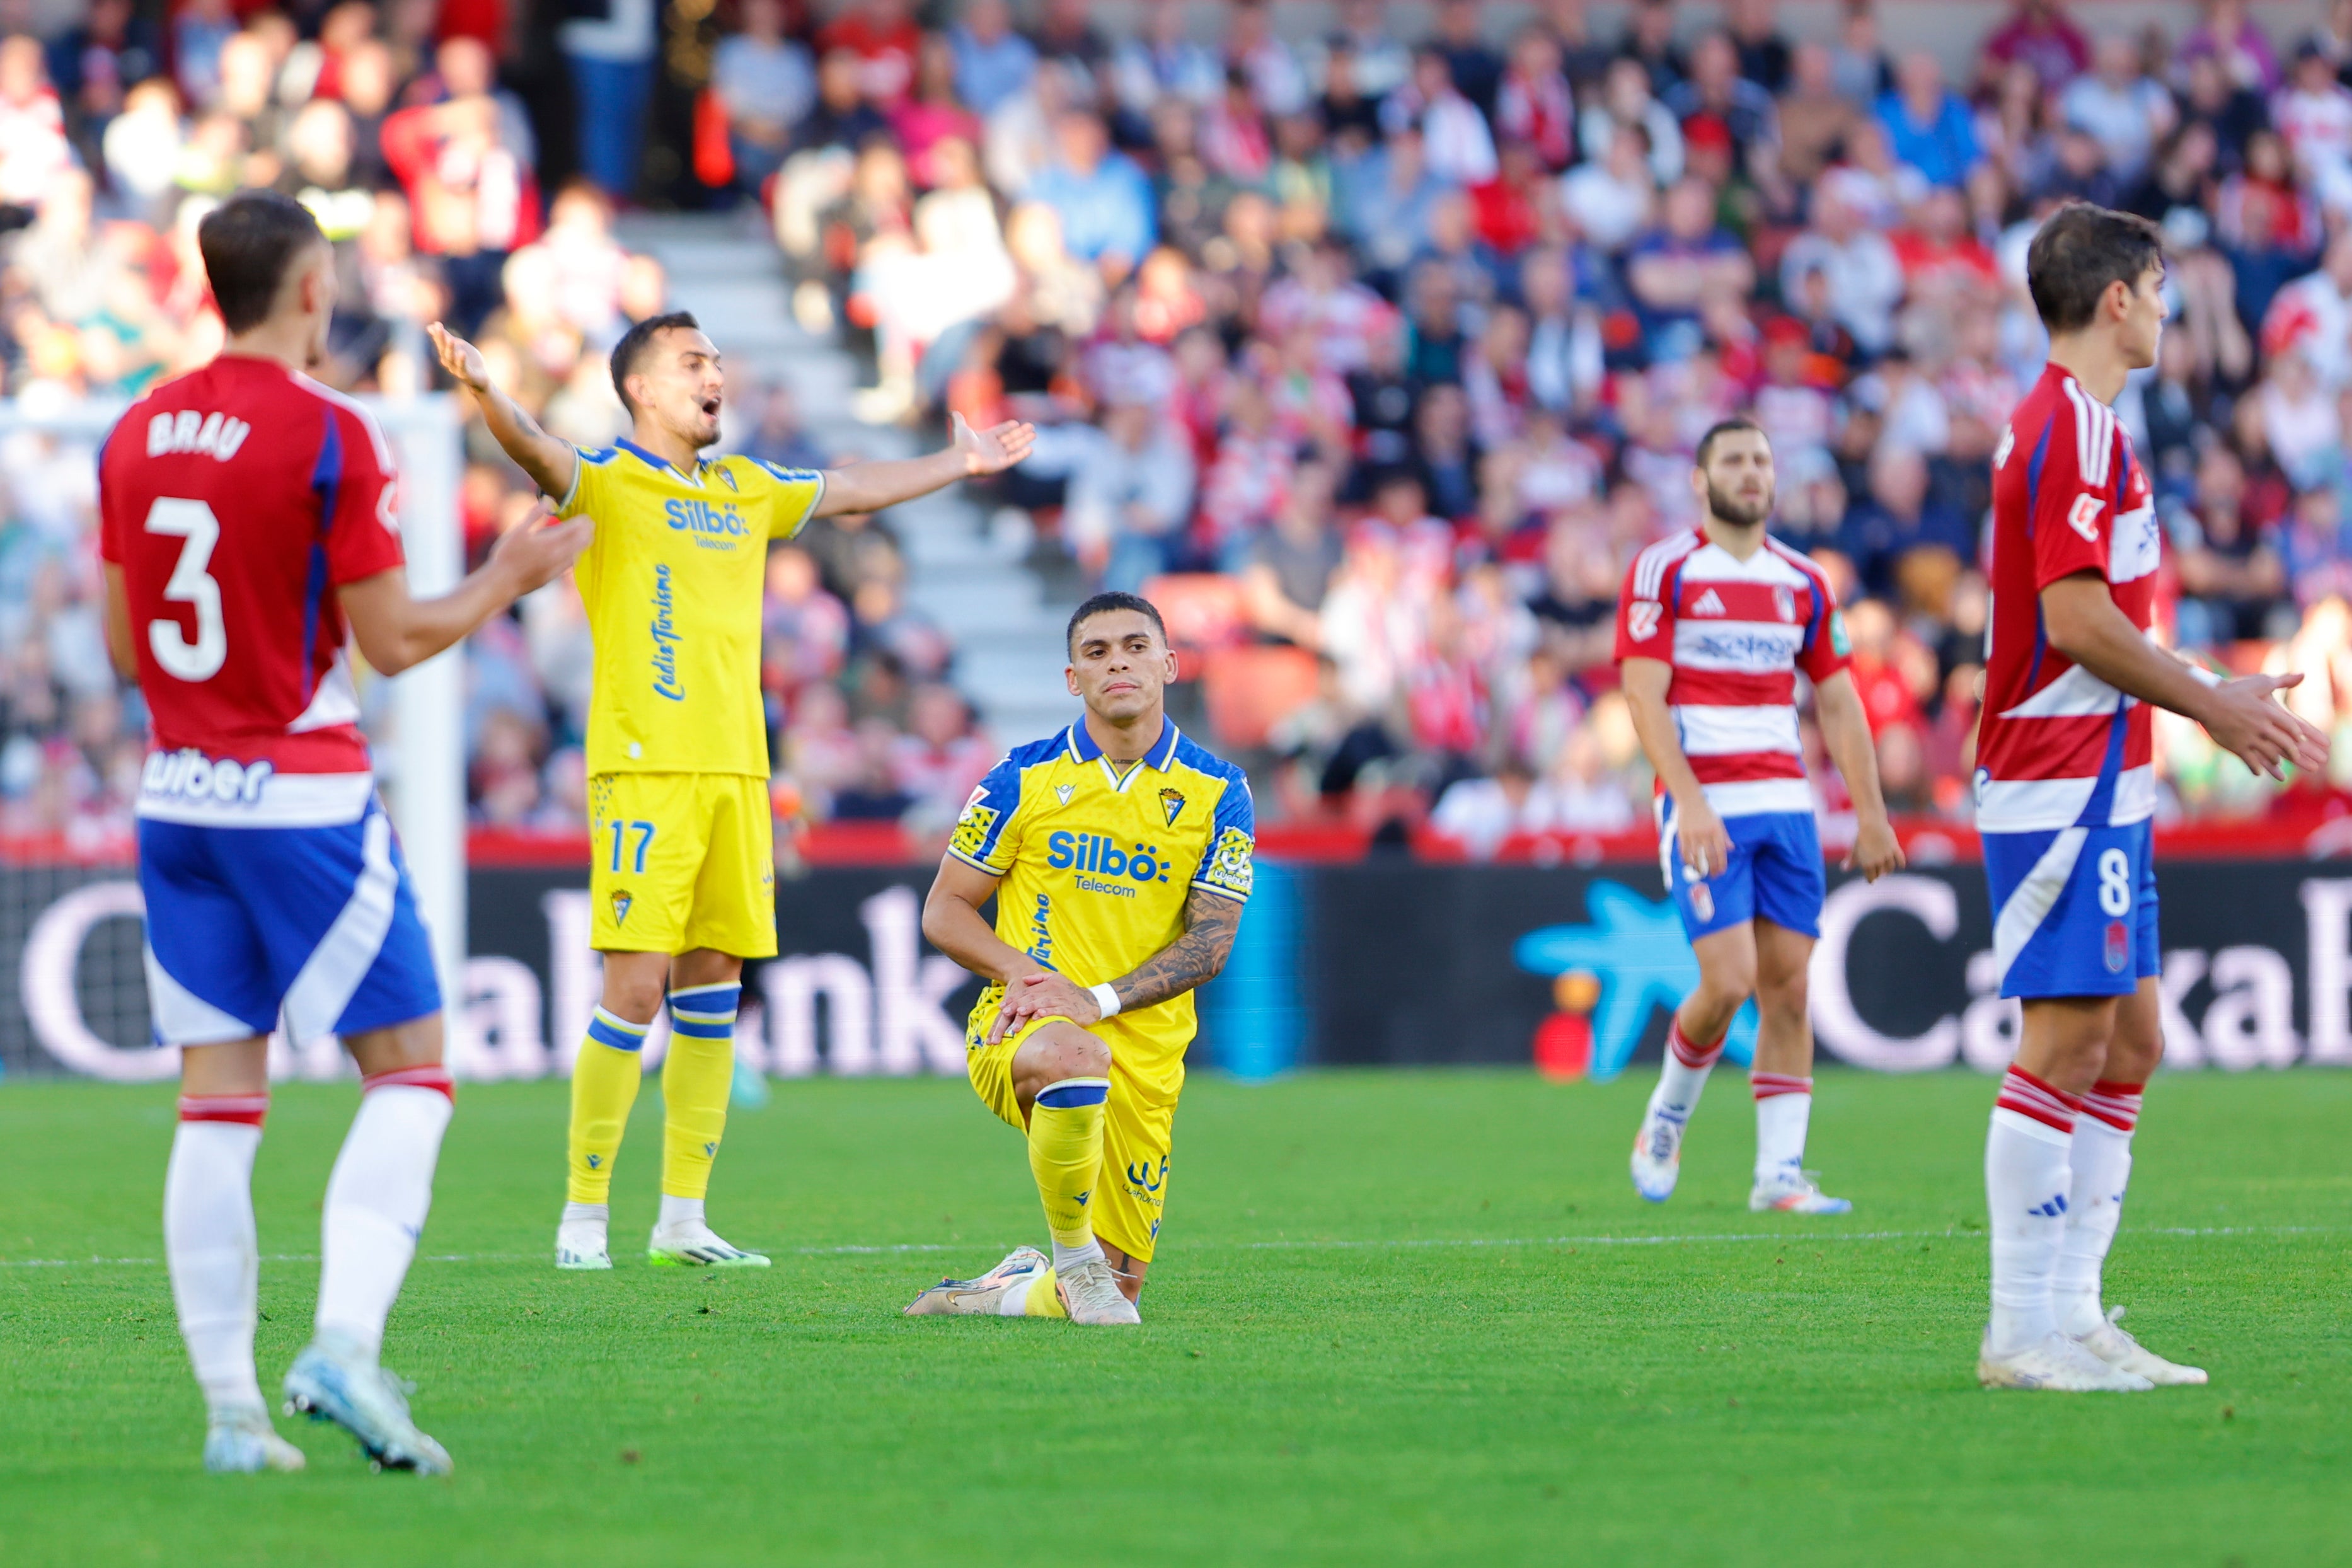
[{"left": 1511, "top": 880, "right": 1758, "bottom": 1083}]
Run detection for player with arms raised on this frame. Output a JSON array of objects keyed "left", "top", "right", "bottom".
[
  {"left": 100, "top": 191, "right": 590, "bottom": 1473},
  {"left": 1973, "top": 204, "right": 2328, "bottom": 1392},
  {"left": 906, "top": 593, "right": 1253, "bottom": 1325},
  {"left": 428, "top": 313, "right": 1032, "bottom": 1271},
  {"left": 1618, "top": 418, "right": 1905, "bottom": 1214}
]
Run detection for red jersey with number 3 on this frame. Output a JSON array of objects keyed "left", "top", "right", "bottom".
[
  {"left": 1978, "top": 363, "right": 2160, "bottom": 834},
  {"left": 98, "top": 355, "right": 404, "bottom": 809}
]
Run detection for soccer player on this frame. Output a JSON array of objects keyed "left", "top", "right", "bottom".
[
  {"left": 426, "top": 313, "right": 1034, "bottom": 1271},
  {"left": 1974, "top": 204, "right": 2327, "bottom": 1392},
  {"left": 100, "top": 191, "right": 591, "bottom": 1473},
  {"left": 1619, "top": 418, "right": 1905, "bottom": 1214},
  {"left": 904, "top": 593, "right": 1253, "bottom": 1325}
]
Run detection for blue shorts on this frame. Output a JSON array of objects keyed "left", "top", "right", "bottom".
[
  {"left": 1983, "top": 819, "right": 2159, "bottom": 1000},
  {"left": 1658, "top": 804, "right": 1825, "bottom": 942},
  {"left": 137, "top": 800, "right": 442, "bottom": 1047}
]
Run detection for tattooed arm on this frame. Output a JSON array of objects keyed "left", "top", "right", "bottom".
[{"left": 985, "top": 887, "right": 1245, "bottom": 1044}]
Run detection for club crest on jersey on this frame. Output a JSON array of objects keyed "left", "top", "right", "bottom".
[
  {"left": 1055, "top": 784, "right": 1075, "bottom": 805},
  {"left": 1691, "top": 589, "right": 1727, "bottom": 617},
  {"left": 2104, "top": 919, "right": 2129, "bottom": 973},
  {"left": 1773, "top": 586, "right": 1795, "bottom": 622},
  {"left": 1159, "top": 787, "right": 1186, "bottom": 826},
  {"left": 611, "top": 891, "right": 633, "bottom": 926},
  {"left": 1627, "top": 600, "right": 1663, "bottom": 640},
  {"left": 1688, "top": 880, "right": 1715, "bottom": 922}
]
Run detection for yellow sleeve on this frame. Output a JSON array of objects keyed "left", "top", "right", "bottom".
[
  {"left": 745, "top": 458, "right": 827, "bottom": 541},
  {"left": 557, "top": 447, "right": 616, "bottom": 521}
]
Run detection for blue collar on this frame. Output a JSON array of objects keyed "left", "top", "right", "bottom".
[
  {"left": 618, "top": 439, "right": 698, "bottom": 481},
  {"left": 1066, "top": 718, "right": 1179, "bottom": 771}
]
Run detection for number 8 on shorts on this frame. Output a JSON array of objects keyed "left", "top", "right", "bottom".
[{"left": 1983, "top": 819, "right": 2160, "bottom": 1000}]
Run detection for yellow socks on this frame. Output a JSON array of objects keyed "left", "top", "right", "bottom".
[
  {"left": 567, "top": 1009, "right": 649, "bottom": 1204},
  {"left": 660, "top": 983, "right": 740, "bottom": 1202},
  {"left": 1028, "top": 1077, "right": 1110, "bottom": 1266}
]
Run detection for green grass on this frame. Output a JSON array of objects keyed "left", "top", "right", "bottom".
[{"left": 1, "top": 1069, "right": 2347, "bottom": 1567}]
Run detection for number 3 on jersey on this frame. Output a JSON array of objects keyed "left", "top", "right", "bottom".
[{"left": 144, "top": 497, "right": 226, "bottom": 681}]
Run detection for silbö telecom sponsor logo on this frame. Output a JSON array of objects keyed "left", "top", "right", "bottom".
[
  {"left": 650, "top": 563, "right": 684, "bottom": 702},
  {"left": 1046, "top": 831, "right": 1174, "bottom": 894}
]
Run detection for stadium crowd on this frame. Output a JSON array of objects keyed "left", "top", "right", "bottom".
[{"left": 5, "top": 0, "right": 2352, "bottom": 851}]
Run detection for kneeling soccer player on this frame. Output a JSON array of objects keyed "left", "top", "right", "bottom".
[
  {"left": 908, "top": 593, "right": 1252, "bottom": 1325},
  {"left": 1618, "top": 417, "right": 1905, "bottom": 1213}
]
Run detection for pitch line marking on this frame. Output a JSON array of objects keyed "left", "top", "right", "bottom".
[{"left": 0, "top": 1225, "right": 2337, "bottom": 1270}]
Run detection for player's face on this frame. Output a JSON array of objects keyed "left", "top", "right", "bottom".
[
  {"left": 1065, "top": 610, "right": 1176, "bottom": 723},
  {"left": 632, "top": 328, "right": 727, "bottom": 449},
  {"left": 1695, "top": 430, "right": 1775, "bottom": 529},
  {"left": 2119, "top": 263, "right": 2168, "bottom": 370}
]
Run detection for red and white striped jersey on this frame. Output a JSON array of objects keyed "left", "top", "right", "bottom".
[
  {"left": 1978, "top": 362, "right": 2160, "bottom": 833},
  {"left": 1613, "top": 528, "right": 1850, "bottom": 817},
  {"left": 98, "top": 355, "right": 405, "bottom": 827}
]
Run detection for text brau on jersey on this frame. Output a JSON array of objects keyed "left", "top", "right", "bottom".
[{"left": 146, "top": 410, "right": 253, "bottom": 461}]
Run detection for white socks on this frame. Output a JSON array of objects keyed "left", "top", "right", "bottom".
[
  {"left": 1985, "top": 1066, "right": 2081, "bottom": 1355},
  {"left": 657, "top": 1194, "right": 705, "bottom": 1233},
  {"left": 164, "top": 1106, "right": 267, "bottom": 1417},
  {"left": 1052, "top": 1237, "right": 1105, "bottom": 1274},
  {"left": 1751, "top": 1073, "right": 1811, "bottom": 1182},
  {"left": 2055, "top": 1082, "right": 2143, "bottom": 1336},
  {"left": 1652, "top": 1017, "right": 1724, "bottom": 1119},
  {"left": 563, "top": 1201, "right": 609, "bottom": 1228},
  {"left": 316, "top": 1073, "right": 453, "bottom": 1363}
]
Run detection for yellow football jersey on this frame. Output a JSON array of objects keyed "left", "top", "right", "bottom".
[
  {"left": 950, "top": 720, "right": 1255, "bottom": 1100},
  {"left": 558, "top": 439, "right": 824, "bottom": 778}
]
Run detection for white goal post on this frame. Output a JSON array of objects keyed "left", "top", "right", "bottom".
[{"left": 0, "top": 391, "right": 470, "bottom": 1037}]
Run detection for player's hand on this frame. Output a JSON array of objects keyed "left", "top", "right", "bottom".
[
  {"left": 425, "top": 321, "right": 491, "bottom": 393},
  {"left": 952, "top": 410, "right": 1036, "bottom": 476},
  {"left": 1674, "top": 795, "right": 1731, "bottom": 881},
  {"left": 988, "top": 971, "right": 1100, "bottom": 1045},
  {"left": 487, "top": 500, "right": 593, "bottom": 595},
  {"left": 1845, "top": 815, "right": 1906, "bottom": 882},
  {"left": 2201, "top": 672, "right": 2331, "bottom": 780}
]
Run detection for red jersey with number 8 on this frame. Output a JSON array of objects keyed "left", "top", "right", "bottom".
[
  {"left": 98, "top": 355, "right": 404, "bottom": 820},
  {"left": 1978, "top": 362, "right": 2161, "bottom": 834}
]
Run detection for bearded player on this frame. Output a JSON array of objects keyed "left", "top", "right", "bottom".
[
  {"left": 906, "top": 593, "right": 1254, "bottom": 1325},
  {"left": 101, "top": 191, "right": 590, "bottom": 1472},
  {"left": 1973, "top": 203, "right": 2328, "bottom": 1391},
  {"left": 429, "top": 313, "right": 1032, "bottom": 1271},
  {"left": 1619, "top": 417, "right": 1905, "bottom": 1214}
]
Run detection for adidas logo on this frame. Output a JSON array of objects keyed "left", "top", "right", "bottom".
[
  {"left": 2027, "top": 1194, "right": 2070, "bottom": 1219},
  {"left": 1690, "top": 588, "right": 1727, "bottom": 616}
]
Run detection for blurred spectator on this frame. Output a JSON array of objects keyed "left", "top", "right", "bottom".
[
  {"left": 1065, "top": 399, "right": 1196, "bottom": 589},
  {"left": 2173, "top": 443, "right": 2290, "bottom": 645},
  {"left": 558, "top": 0, "right": 659, "bottom": 199},
  {"left": 2061, "top": 34, "right": 2178, "bottom": 185},
  {"left": 1027, "top": 109, "right": 1155, "bottom": 279},
  {"left": 1983, "top": 0, "right": 2092, "bottom": 93},
  {"left": 713, "top": 0, "right": 816, "bottom": 193},
  {"left": 819, "top": 0, "right": 921, "bottom": 110},
  {"left": 952, "top": 0, "right": 1037, "bottom": 119},
  {"left": 1877, "top": 52, "right": 1980, "bottom": 190},
  {"left": 2176, "top": 0, "right": 2280, "bottom": 96}
]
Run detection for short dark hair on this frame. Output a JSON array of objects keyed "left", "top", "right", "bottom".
[
  {"left": 1695, "top": 415, "right": 1768, "bottom": 468},
  {"left": 199, "top": 191, "right": 327, "bottom": 335},
  {"left": 1065, "top": 591, "right": 1167, "bottom": 655},
  {"left": 609, "top": 310, "right": 702, "bottom": 417},
  {"left": 2026, "top": 202, "right": 2165, "bottom": 335}
]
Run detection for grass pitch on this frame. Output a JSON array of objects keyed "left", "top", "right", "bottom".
[{"left": 1, "top": 1068, "right": 2346, "bottom": 1567}]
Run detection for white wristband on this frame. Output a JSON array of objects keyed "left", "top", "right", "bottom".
[
  {"left": 2189, "top": 662, "right": 2224, "bottom": 689},
  {"left": 1089, "top": 983, "right": 1122, "bottom": 1020}
]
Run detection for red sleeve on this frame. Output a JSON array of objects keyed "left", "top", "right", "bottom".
[
  {"left": 1797, "top": 573, "right": 1851, "bottom": 683},
  {"left": 325, "top": 406, "right": 406, "bottom": 587},
  {"left": 1612, "top": 556, "right": 1678, "bottom": 663},
  {"left": 2031, "top": 402, "right": 2113, "bottom": 591},
  {"left": 96, "top": 416, "right": 130, "bottom": 565}
]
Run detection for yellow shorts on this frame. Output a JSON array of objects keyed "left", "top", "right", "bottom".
[
  {"left": 588, "top": 772, "right": 777, "bottom": 957},
  {"left": 967, "top": 1008, "right": 1180, "bottom": 1264}
]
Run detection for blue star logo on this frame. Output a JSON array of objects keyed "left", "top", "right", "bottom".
[{"left": 1513, "top": 880, "right": 1755, "bottom": 1083}]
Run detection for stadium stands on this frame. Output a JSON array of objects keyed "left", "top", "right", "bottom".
[{"left": 4, "top": 0, "right": 2352, "bottom": 856}]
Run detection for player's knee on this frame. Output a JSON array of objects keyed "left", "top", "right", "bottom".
[
  {"left": 1757, "top": 967, "right": 1807, "bottom": 1023},
  {"left": 1697, "top": 959, "right": 1756, "bottom": 1012},
  {"left": 599, "top": 972, "right": 667, "bottom": 1026},
  {"left": 1045, "top": 1029, "right": 1112, "bottom": 1081}
]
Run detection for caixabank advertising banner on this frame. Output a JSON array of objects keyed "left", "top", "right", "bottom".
[{"left": 5, "top": 860, "right": 2349, "bottom": 1081}]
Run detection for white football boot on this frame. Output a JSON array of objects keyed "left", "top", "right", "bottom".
[
  {"left": 648, "top": 1218, "right": 771, "bottom": 1267},
  {"left": 2072, "top": 1306, "right": 2208, "bottom": 1386},
  {"left": 904, "top": 1245, "right": 1052, "bottom": 1317},
  {"left": 1977, "top": 1330, "right": 2155, "bottom": 1392},
  {"left": 202, "top": 1407, "right": 305, "bottom": 1473},
  {"left": 1629, "top": 1101, "right": 1688, "bottom": 1203},
  {"left": 555, "top": 1208, "right": 612, "bottom": 1271},
  {"left": 1749, "top": 1168, "right": 1854, "bottom": 1215},
  {"left": 284, "top": 1332, "right": 455, "bottom": 1473},
  {"left": 1056, "top": 1256, "right": 1141, "bottom": 1326}
]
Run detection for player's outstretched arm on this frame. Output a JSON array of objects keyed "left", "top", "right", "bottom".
[
  {"left": 1622, "top": 655, "right": 1731, "bottom": 879},
  {"left": 810, "top": 412, "right": 1035, "bottom": 519},
  {"left": 2041, "top": 573, "right": 2330, "bottom": 780},
  {"left": 342, "top": 500, "right": 592, "bottom": 676},
  {"left": 988, "top": 886, "right": 1243, "bottom": 1045},
  {"left": 1813, "top": 669, "right": 1906, "bottom": 881},
  {"left": 427, "top": 321, "right": 580, "bottom": 502}
]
